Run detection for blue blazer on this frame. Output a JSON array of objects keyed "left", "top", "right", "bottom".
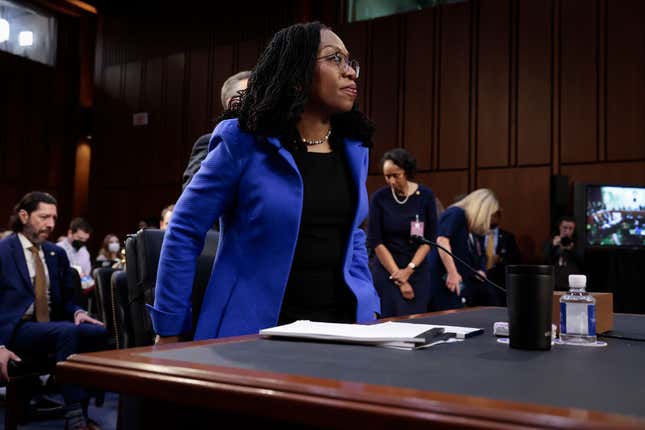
[
  {"left": 0, "top": 234, "right": 81, "bottom": 345},
  {"left": 150, "top": 119, "right": 381, "bottom": 340}
]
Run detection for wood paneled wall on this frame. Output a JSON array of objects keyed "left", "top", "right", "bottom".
[
  {"left": 0, "top": 14, "right": 82, "bottom": 239},
  {"left": 88, "top": 0, "right": 645, "bottom": 263},
  {"left": 339, "top": 0, "right": 645, "bottom": 262},
  {"left": 87, "top": 3, "right": 294, "bottom": 246}
]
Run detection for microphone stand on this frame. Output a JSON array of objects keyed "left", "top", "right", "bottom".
[{"left": 412, "top": 235, "right": 506, "bottom": 293}]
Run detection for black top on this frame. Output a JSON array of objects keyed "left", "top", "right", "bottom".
[{"left": 278, "top": 146, "right": 357, "bottom": 324}]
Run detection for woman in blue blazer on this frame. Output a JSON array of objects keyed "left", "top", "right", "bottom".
[{"left": 151, "top": 22, "right": 381, "bottom": 342}]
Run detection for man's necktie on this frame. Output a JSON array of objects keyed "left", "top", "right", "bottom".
[
  {"left": 485, "top": 232, "right": 495, "bottom": 270},
  {"left": 28, "top": 246, "right": 50, "bottom": 322}
]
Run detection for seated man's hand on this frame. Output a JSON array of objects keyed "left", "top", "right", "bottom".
[
  {"left": 0, "top": 347, "right": 21, "bottom": 383},
  {"left": 74, "top": 311, "right": 104, "bottom": 326},
  {"left": 475, "top": 270, "right": 487, "bottom": 281}
]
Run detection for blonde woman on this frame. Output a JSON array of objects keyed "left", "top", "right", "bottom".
[{"left": 428, "top": 189, "right": 499, "bottom": 311}]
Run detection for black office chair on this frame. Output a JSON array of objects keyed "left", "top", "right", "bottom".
[
  {"left": 2, "top": 354, "right": 59, "bottom": 430},
  {"left": 92, "top": 267, "right": 112, "bottom": 324},
  {"left": 110, "top": 270, "right": 131, "bottom": 349},
  {"left": 93, "top": 267, "right": 121, "bottom": 341},
  {"left": 120, "top": 228, "right": 219, "bottom": 348},
  {"left": 123, "top": 230, "right": 164, "bottom": 347}
]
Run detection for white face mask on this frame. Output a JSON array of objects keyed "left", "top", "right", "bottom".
[{"left": 108, "top": 242, "right": 120, "bottom": 253}]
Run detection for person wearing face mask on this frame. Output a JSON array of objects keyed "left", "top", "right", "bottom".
[
  {"left": 367, "top": 148, "right": 437, "bottom": 317},
  {"left": 57, "top": 218, "right": 93, "bottom": 279},
  {"left": 96, "top": 234, "right": 121, "bottom": 269}
]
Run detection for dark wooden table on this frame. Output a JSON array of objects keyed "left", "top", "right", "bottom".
[{"left": 57, "top": 307, "right": 645, "bottom": 429}]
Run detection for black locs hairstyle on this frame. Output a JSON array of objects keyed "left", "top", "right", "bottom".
[{"left": 224, "top": 21, "right": 374, "bottom": 147}]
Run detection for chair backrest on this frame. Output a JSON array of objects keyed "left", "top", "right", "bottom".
[
  {"left": 124, "top": 229, "right": 163, "bottom": 347},
  {"left": 122, "top": 228, "right": 219, "bottom": 347},
  {"left": 110, "top": 270, "right": 131, "bottom": 349},
  {"left": 93, "top": 267, "right": 119, "bottom": 331},
  {"left": 69, "top": 268, "right": 89, "bottom": 312}
]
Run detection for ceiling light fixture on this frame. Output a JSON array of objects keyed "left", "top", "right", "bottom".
[
  {"left": 18, "top": 30, "right": 33, "bottom": 46},
  {"left": 0, "top": 18, "right": 9, "bottom": 43}
]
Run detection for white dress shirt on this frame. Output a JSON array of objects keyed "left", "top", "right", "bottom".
[{"left": 57, "top": 237, "right": 92, "bottom": 277}]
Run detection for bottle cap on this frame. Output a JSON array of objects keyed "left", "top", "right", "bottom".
[{"left": 569, "top": 274, "right": 587, "bottom": 287}]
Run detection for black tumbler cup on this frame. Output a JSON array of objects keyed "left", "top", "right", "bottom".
[{"left": 506, "top": 265, "right": 554, "bottom": 350}]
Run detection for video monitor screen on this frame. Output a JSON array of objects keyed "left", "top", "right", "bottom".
[{"left": 586, "top": 186, "right": 645, "bottom": 247}]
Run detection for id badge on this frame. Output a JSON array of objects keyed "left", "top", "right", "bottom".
[{"left": 410, "top": 220, "right": 424, "bottom": 237}]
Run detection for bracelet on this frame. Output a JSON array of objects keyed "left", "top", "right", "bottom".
[
  {"left": 407, "top": 262, "right": 416, "bottom": 270},
  {"left": 0, "top": 345, "right": 6, "bottom": 350}
]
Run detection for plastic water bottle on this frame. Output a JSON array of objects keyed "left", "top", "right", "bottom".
[{"left": 559, "top": 275, "right": 596, "bottom": 344}]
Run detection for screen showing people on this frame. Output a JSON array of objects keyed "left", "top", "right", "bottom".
[{"left": 586, "top": 185, "right": 645, "bottom": 247}]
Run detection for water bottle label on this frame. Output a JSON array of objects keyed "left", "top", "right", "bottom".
[
  {"left": 587, "top": 304, "right": 596, "bottom": 336},
  {"left": 560, "top": 302, "right": 594, "bottom": 336}
]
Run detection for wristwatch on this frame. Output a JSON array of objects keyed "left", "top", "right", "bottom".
[{"left": 407, "top": 262, "right": 416, "bottom": 270}]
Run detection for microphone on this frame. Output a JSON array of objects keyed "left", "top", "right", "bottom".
[{"left": 411, "top": 235, "right": 506, "bottom": 293}]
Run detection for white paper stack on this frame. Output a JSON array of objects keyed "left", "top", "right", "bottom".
[{"left": 259, "top": 320, "right": 482, "bottom": 350}]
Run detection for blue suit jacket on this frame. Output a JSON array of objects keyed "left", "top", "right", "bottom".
[
  {"left": 150, "top": 119, "right": 380, "bottom": 340},
  {"left": 0, "top": 234, "right": 81, "bottom": 345}
]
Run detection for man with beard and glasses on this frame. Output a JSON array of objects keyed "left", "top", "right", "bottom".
[{"left": 0, "top": 192, "right": 108, "bottom": 430}]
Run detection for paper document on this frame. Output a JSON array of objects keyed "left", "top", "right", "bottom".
[
  {"left": 259, "top": 320, "right": 483, "bottom": 350},
  {"left": 382, "top": 337, "right": 463, "bottom": 351}
]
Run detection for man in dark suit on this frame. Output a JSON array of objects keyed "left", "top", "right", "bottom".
[
  {"left": 544, "top": 215, "right": 583, "bottom": 291},
  {"left": 182, "top": 70, "right": 250, "bottom": 189},
  {"left": 0, "top": 191, "right": 107, "bottom": 430},
  {"left": 484, "top": 210, "right": 521, "bottom": 306}
]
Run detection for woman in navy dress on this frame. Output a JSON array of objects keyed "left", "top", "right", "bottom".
[
  {"left": 428, "top": 189, "right": 499, "bottom": 311},
  {"left": 368, "top": 149, "right": 437, "bottom": 317}
]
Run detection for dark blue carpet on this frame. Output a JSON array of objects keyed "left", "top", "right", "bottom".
[{"left": 0, "top": 391, "right": 118, "bottom": 429}]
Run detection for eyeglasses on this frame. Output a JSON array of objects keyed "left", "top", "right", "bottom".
[{"left": 317, "top": 52, "right": 360, "bottom": 79}]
